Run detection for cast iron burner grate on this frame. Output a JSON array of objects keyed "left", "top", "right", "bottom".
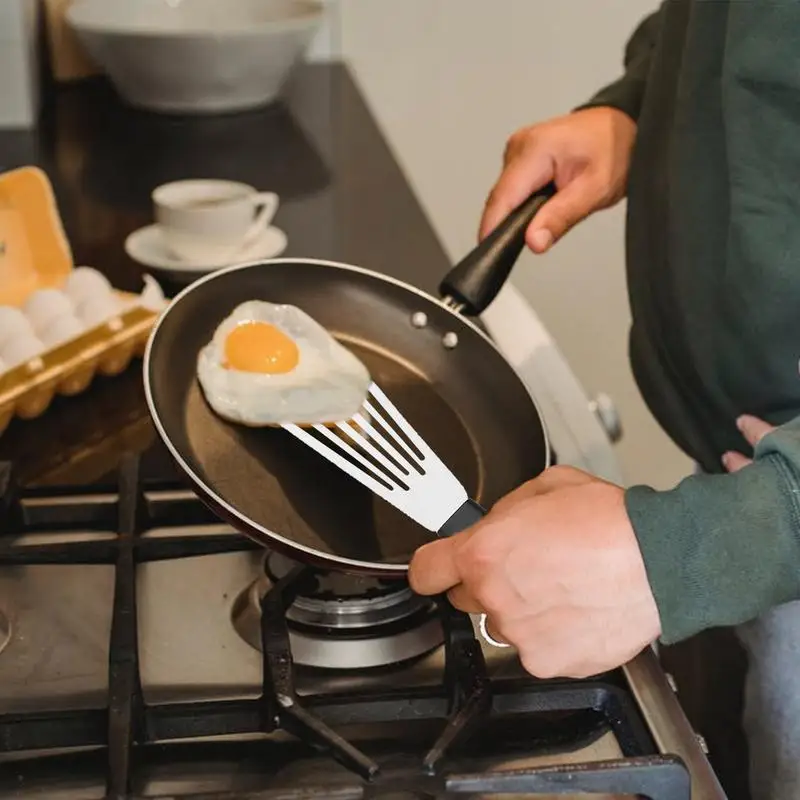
[{"left": 0, "top": 456, "right": 690, "bottom": 799}]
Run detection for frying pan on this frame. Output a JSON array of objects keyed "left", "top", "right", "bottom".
[{"left": 144, "top": 184, "right": 556, "bottom": 576}]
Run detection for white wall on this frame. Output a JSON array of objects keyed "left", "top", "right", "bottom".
[
  {"left": 0, "top": 0, "right": 40, "bottom": 127},
  {"left": 306, "top": 0, "right": 341, "bottom": 61},
  {"left": 325, "top": 0, "right": 692, "bottom": 489}
]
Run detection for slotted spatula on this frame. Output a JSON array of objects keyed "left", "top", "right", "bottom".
[{"left": 283, "top": 382, "right": 486, "bottom": 537}]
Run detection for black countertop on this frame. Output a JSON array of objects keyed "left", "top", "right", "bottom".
[{"left": 0, "top": 62, "right": 454, "bottom": 486}]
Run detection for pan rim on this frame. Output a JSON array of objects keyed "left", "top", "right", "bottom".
[{"left": 142, "top": 256, "right": 551, "bottom": 573}]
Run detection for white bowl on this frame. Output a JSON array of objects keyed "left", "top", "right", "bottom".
[{"left": 66, "top": 0, "right": 324, "bottom": 114}]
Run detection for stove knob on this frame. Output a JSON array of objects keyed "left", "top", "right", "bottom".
[{"left": 589, "top": 393, "right": 622, "bottom": 443}]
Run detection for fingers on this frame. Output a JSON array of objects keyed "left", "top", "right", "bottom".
[
  {"left": 479, "top": 127, "right": 607, "bottom": 255},
  {"left": 737, "top": 414, "right": 774, "bottom": 448},
  {"left": 722, "top": 451, "right": 752, "bottom": 473},
  {"left": 479, "top": 147, "right": 553, "bottom": 241},
  {"left": 721, "top": 415, "right": 776, "bottom": 473},
  {"left": 523, "top": 174, "right": 603, "bottom": 253},
  {"left": 411, "top": 538, "right": 489, "bottom": 614},
  {"left": 408, "top": 537, "right": 462, "bottom": 596},
  {"left": 446, "top": 583, "right": 483, "bottom": 614}
]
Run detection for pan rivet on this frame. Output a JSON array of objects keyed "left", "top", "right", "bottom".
[
  {"left": 442, "top": 332, "right": 459, "bottom": 349},
  {"left": 411, "top": 312, "right": 428, "bottom": 328}
]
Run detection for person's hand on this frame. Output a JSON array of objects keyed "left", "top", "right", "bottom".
[
  {"left": 408, "top": 466, "right": 661, "bottom": 679},
  {"left": 722, "top": 414, "right": 776, "bottom": 472},
  {"left": 479, "top": 107, "right": 637, "bottom": 254}
]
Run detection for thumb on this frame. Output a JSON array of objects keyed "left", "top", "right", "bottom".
[{"left": 526, "top": 173, "right": 604, "bottom": 253}]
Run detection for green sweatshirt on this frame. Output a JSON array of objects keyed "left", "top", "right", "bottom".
[{"left": 580, "top": 0, "right": 800, "bottom": 643}]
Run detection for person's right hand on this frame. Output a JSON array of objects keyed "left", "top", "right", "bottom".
[
  {"left": 479, "top": 107, "right": 637, "bottom": 254},
  {"left": 408, "top": 465, "right": 661, "bottom": 679}
]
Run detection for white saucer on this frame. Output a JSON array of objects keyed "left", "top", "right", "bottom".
[{"left": 124, "top": 223, "right": 288, "bottom": 284}]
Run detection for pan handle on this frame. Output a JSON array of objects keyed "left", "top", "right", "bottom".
[{"left": 438, "top": 181, "right": 557, "bottom": 316}]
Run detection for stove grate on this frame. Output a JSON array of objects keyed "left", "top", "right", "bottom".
[{"left": 0, "top": 456, "right": 690, "bottom": 799}]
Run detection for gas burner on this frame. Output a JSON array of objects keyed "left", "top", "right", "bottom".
[
  {"left": 232, "top": 552, "right": 444, "bottom": 670},
  {"left": 265, "top": 551, "right": 429, "bottom": 629}
]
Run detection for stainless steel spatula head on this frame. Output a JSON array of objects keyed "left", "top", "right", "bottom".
[{"left": 283, "top": 383, "right": 482, "bottom": 536}]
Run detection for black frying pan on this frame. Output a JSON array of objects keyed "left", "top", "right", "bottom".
[{"left": 144, "top": 184, "right": 556, "bottom": 575}]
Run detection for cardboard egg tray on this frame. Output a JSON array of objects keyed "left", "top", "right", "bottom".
[{"left": 0, "top": 166, "right": 164, "bottom": 436}]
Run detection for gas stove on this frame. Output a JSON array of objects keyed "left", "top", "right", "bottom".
[{"left": 0, "top": 452, "right": 725, "bottom": 799}]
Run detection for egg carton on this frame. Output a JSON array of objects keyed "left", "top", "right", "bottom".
[{"left": 0, "top": 274, "right": 166, "bottom": 437}]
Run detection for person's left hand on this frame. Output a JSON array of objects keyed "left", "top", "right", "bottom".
[
  {"left": 722, "top": 415, "right": 775, "bottom": 473},
  {"left": 407, "top": 466, "right": 662, "bottom": 679}
]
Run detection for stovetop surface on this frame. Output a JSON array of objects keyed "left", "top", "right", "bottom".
[{"left": 0, "top": 453, "right": 692, "bottom": 800}]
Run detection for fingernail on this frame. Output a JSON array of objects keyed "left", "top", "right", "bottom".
[
  {"left": 530, "top": 229, "right": 553, "bottom": 253},
  {"left": 721, "top": 452, "right": 733, "bottom": 469}
]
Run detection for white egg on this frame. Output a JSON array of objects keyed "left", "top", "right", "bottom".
[
  {"left": 2, "top": 334, "right": 44, "bottom": 369},
  {"left": 75, "top": 293, "right": 121, "bottom": 328},
  {"left": 23, "top": 289, "right": 76, "bottom": 335},
  {"left": 39, "top": 313, "right": 84, "bottom": 347},
  {"left": 0, "top": 306, "right": 36, "bottom": 349},
  {"left": 62, "top": 267, "right": 114, "bottom": 307},
  {"left": 196, "top": 301, "right": 371, "bottom": 426}
]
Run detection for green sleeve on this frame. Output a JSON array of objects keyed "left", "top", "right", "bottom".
[
  {"left": 625, "top": 416, "right": 800, "bottom": 644},
  {"left": 575, "top": 5, "right": 663, "bottom": 121}
]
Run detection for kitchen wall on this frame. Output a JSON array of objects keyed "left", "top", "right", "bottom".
[
  {"left": 314, "top": 0, "right": 692, "bottom": 490},
  {"left": 0, "top": 0, "right": 40, "bottom": 127},
  {"left": 306, "top": 0, "right": 339, "bottom": 61}
]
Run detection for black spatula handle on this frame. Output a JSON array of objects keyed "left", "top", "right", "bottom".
[
  {"left": 438, "top": 498, "right": 486, "bottom": 537},
  {"left": 439, "top": 181, "right": 557, "bottom": 316}
]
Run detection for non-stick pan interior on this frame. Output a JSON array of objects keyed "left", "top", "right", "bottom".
[{"left": 146, "top": 260, "right": 548, "bottom": 574}]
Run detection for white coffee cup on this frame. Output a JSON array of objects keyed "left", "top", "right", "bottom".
[{"left": 152, "top": 179, "right": 279, "bottom": 266}]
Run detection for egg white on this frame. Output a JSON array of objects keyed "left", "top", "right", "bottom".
[{"left": 196, "top": 301, "right": 371, "bottom": 426}]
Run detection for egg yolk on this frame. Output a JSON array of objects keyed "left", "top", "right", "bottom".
[{"left": 223, "top": 321, "right": 299, "bottom": 374}]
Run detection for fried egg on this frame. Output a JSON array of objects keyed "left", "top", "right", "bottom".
[{"left": 196, "top": 301, "right": 371, "bottom": 426}]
